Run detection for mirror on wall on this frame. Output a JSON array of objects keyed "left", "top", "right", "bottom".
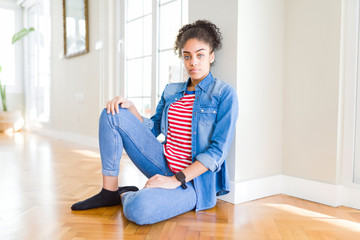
[{"left": 63, "top": 0, "right": 89, "bottom": 58}]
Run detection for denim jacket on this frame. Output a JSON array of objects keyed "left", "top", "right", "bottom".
[{"left": 143, "top": 72, "right": 239, "bottom": 211}]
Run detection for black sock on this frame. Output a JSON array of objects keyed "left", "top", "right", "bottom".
[
  {"left": 71, "top": 188, "right": 120, "bottom": 211},
  {"left": 118, "top": 186, "right": 139, "bottom": 204}
]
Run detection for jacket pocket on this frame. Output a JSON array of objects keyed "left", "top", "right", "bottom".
[{"left": 198, "top": 107, "right": 217, "bottom": 126}]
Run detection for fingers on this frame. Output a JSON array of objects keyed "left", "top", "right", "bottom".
[
  {"left": 114, "top": 100, "right": 120, "bottom": 114},
  {"left": 144, "top": 175, "right": 158, "bottom": 188},
  {"left": 121, "top": 100, "right": 132, "bottom": 109},
  {"left": 143, "top": 175, "right": 179, "bottom": 189},
  {"left": 106, "top": 96, "right": 128, "bottom": 115},
  {"left": 106, "top": 100, "right": 111, "bottom": 114},
  {"left": 144, "top": 181, "right": 151, "bottom": 189},
  {"left": 106, "top": 102, "right": 112, "bottom": 114},
  {"left": 106, "top": 98, "right": 114, "bottom": 114}
]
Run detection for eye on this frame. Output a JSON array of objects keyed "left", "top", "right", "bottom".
[
  {"left": 183, "top": 55, "right": 190, "bottom": 60},
  {"left": 198, "top": 54, "right": 204, "bottom": 58}
]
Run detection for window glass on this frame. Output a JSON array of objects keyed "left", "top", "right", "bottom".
[
  {"left": 142, "top": 97, "right": 151, "bottom": 117},
  {"left": 127, "top": 58, "right": 143, "bottom": 97},
  {"left": 143, "top": 15, "right": 152, "bottom": 56},
  {"left": 158, "top": 50, "right": 182, "bottom": 96},
  {"left": 160, "top": 0, "right": 174, "bottom": 4},
  {"left": 0, "top": 8, "right": 16, "bottom": 86},
  {"left": 127, "top": 97, "right": 151, "bottom": 118},
  {"left": 124, "top": 0, "right": 186, "bottom": 116},
  {"left": 158, "top": 0, "right": 185, "bottom": 103},
  {"left": 143, "top": 56, "right": 152, "bottom": 97},
  {"left": 27, "top": 1, "right": 51, "bottom": 123},
  {"left": 159, "top": 0, "right": 182, "bottom": 50},
  {"left": 126, "top": 19, "right": 143, "bottom": 59},
  {"left": 144, "top": 0, "right": 152, "bottom": 15},
  {"left": 127, "top": 0, "right": 143, "bottom": 21}
]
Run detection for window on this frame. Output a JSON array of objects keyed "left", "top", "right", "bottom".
[
  {"left": 22, "top": 0, "right": 51, "bottom": 123},
  {"left": 0, "top": 5, "right": 22, "bottom": 93},
  {"left": 124, "top": 0, "right": 188, "bottom": 118},
  {"left": 125, "top": 0, "right": 153, "bottom": 117},
  {"left": 158, "top": 0, "right": 187, "bottom": 99}
]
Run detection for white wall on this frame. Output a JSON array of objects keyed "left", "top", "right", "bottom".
[
  {"left": 188, "top": 0, "right": 239, "bottom": 181},
  {"left": 191, "top": 0, "right": 351, "bottom": 207},
  {"left": 237, "top": 0, "right": 284, "bottom": 181},
  {"left": 283, "top": 0, "right": 342, "bottom": 184},
  {"left": 50, "top": 0, "right": 101, "bottom": 138},
  {"left": 189, "top": 0, "right": 345, "bottom": 204},
  {"left": 189, "top": 0, "right": 284, "bottom": 202}
]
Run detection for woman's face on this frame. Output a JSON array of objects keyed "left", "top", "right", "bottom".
[{"left": 182, "top": 38, "right": 215, "bottom": 82}]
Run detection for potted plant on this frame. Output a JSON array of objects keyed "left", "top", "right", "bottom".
[{"left": 0, "top": 27, "right": 34, "bottom": 132}]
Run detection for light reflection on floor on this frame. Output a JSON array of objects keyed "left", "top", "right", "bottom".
[
  {"left": 265, "top": 203, "right": 360, "bottom": 232},
  {"left": 0, "top": 131, "right": 148, "bottom": 239},
  {"left": 2, "top": 131, "right": 360, "bottom": 239}
]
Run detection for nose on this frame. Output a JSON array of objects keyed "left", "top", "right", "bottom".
[{"left": 190, "top": 58, "right": 198, "bottom": 66}]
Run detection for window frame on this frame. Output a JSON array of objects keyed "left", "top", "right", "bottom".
[
  {"left": 0, "top": 2, "right": 23, "bottom": 93},
  {"left": 120, "top": 0, "right": 188, "bottom": 117}
]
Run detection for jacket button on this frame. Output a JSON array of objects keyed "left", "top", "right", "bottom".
[
  {"left": 193, "top": 132, "right": 196, "bottom": 134},
  {"left": 201, "top": 109, "right": 204, "bottom": 112}
]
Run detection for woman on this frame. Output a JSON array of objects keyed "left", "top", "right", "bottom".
[{"left": 71, "top": 20, "right": 238, "bottom": 225}]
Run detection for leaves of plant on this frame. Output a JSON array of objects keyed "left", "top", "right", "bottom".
[{"left": 12, "top": 27, "right": 35, "bottom": 44}]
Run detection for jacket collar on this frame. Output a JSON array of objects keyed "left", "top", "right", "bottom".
[{"left": 177, "top": 72, "right": 214, "bottom": 93}]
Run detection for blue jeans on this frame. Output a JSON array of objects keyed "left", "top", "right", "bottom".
[{"left": 99, "top": 108, "right": 197, "bottom": 225}]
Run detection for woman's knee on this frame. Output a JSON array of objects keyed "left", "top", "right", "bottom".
[
  {"left": 99, "top": 108, "right": 111, "bottom": 125},
  {"left": 123, "top": 188, "right": 172, "bottom": 225},
  {"left": 99, "top": 107, "right": 131, "bottom": 128},
  {"left": 122, "top": 190, "right": 163, "bottom": 225},
  {"left": 122, "top": 188, "right": 196, "bottom": 225}
]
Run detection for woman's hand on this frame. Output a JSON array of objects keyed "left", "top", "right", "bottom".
[
  {"left": 106, "top": 96, "right": 133, "bottom": 115},
  {"left": 144, "top": 174, "right": 181, "bottom": 189},
  {"left": 105, "top": 96, "right": 143, "bottom": 122}
]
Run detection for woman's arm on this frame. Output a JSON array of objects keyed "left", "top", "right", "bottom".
[
  {"left": 195, "top": 85, "right": 238, "bottom": 172},
  {"left": 144, "top": 161, "right": 208, "bottom": 189},
  {"left": 144, "top": 86, "right": 238, "bottom": 189},
  {"left": 106, "top": 96, "right": 143, "bottom": 122}
]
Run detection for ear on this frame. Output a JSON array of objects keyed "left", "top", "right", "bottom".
[{"left": 210, "top": 51, "right": 215, "bottom": 64}]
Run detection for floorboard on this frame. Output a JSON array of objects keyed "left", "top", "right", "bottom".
[{"left": 1, "top": 132, "right": 360, "bottom": 240}]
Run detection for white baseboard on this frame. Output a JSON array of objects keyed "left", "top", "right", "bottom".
[
  {"left": 281, "top": 175, "right": 342, "bottom": 207},
  {"left": 219, "top": 174, "right": 360, "bottom": 210},
  {"left": 218, "top": 175, "right": 282, "bottom": 203},
  {"left": 341, "top": 184, "right": 360, "bottom": 209},
  {"left": 29, "top": 127, "right": 99, "bottom": 149}
]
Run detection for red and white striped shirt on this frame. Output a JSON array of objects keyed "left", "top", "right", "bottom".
[{"left": 164, "top": 91, "right": 195, "bottom": 173}]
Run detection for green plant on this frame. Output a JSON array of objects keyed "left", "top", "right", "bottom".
[
  {"left": 12, "top": 27, "right": 34, "bottom": 44},
  {"left": 0, "top": 27, "right": 34, "bottom": 112},
  {"left": 0, "top": 66, "right": 7, "bottom": 111}
]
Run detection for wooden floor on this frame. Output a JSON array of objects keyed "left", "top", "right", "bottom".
[{"left": 1, "top": 132, "right": 360, "bottom": 240}]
